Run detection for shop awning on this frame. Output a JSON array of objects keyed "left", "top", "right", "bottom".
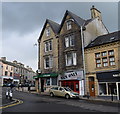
[{"left": 33, "top": 73, "right": 58, "bottom": 79}]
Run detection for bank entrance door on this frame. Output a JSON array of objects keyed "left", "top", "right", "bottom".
[{"left": 89, "top": 77, "right": 95, "bottom": 96}]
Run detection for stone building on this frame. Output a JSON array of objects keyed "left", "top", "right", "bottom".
[
  {"left": 36, "top": 6, "right": 109, "bottom": 95},
  {"left": 58, "top": 6, "right": 108, "bottom": 95},
  {"left": 0, "top": 57, "right": 36, "bottom": 86},
  {"left": 85, "top": 31, "right": 120, "bottom": 100},
  {"left": 35, "top": 19, "right": 60, "bottom": 92}
]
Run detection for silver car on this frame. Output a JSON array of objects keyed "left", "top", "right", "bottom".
[{"left": 49, "top": 86, "right": 79, "bottom": 99}]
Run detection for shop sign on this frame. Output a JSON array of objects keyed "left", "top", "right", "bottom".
[
  {"left": 60, "top": 71, "right": 83, "bottom": 80},
  {"left": 113, "top": 73, "right": 120, "bottom": 77}
]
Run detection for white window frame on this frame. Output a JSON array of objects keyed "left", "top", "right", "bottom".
[
  {"left": 65, "top": 52, "right": 77, "bottom": 66},
  {"left": 44, "top": 56, "right": 53, "bottom": 69},
  {"left": 45, "top": 40, "right": 52, "bottom": 52},
  {"left": 46, "top": 27, "right": 50, "bottom": 37},
  {"left": 66, "top": 20, "right": 72, "bottom": 30},
  {"left": 65, "top": 34, "right": 75, "bottom": 48}
]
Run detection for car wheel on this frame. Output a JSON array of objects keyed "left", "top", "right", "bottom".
[
  {"left": 50, "top": 92, "right": 54, "bottom": 97},
  {"left": 65, "top": 94, "right": 70, "bottom": 99}
]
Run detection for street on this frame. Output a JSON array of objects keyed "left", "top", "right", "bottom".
[{"left": 1, "top": 87, "right": 120, "bottom": 113}]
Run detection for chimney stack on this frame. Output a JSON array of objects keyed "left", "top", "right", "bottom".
[
  {"left": 1, "top": 57, "right": 6, "bottom": 61},
  {"left": 91, "top": 5, "right": 102, "bottom": 21}
]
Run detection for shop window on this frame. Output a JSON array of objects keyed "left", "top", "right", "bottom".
[
  {"left": 46, "top": 78, "right": 50, "bottom": 86},
  {"left": 75, "top": 83, "right": 79, "bottom": 91},
  {"left": 99, "top": 83, "right": 107, "bottom": 95},
  {"left": 52, "top": 77, "right": 57, "bottom": 85},
  {"left": 108, "top": 83, "right": 117, "bottom": 95}
]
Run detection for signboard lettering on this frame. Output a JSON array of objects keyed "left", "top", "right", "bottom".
[{"left": 60, "top": 71, "right": 83, "bottom": 80}]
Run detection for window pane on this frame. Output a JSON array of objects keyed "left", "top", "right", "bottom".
[
  {"left": 46, "top": 27, "right": 50, "bottom": 36},
  {"left": 108, "top": 50, "right": 114, "bottom": 55},
  {"left": 49, "top": 56, "right": 53, "bottom": 68},
  {"left": 96, "top": 59, "right": 101, "bottom": 63},
  {"left": 99, "top": 83, "right": 107, "bottom": 95},
  {"left": 52, "top": 77, "right": 57, "bottom": 85},
  {"left": 102, "top": 58, "right": 107, "bottom": 62},
  {"left": 70, "top": 35, "right": 75, "bottom": 46},
  {"left": 66, "top": 21, "right": 72, "bottom": 30},
  {"left": 45, "top": 57, "right": 49, "bottom": 68},
  {"left": 65, "top": 37, "right": 69, "bottom": 47},
  {"left": 109, "top": 57, "right": 115, "bottom": 61},
  {"left": 46, "top": 78, "right": 50, "bottom": 86},
  {"left": 73, "top": 52, "right": 77, "bottom": 65},
  {"left": 108, "top": 83, "right": 117, "bottom": 95},
  {"left": 49, "top": 41, "right": 52, "bottom": 51},
  {"left": 95, "top": 53, "right": 100, "bottom": 58},
  {"left": 101, "top": 51, "right": 107, "bottom": 56},
  {"left": 103, "top": 62, "right": 108, "bottom": 67}
]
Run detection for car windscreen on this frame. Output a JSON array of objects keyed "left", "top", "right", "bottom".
[{"left": 64, "top": 87, "right": 72, "bottom": 91}]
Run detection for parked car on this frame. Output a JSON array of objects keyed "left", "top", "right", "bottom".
[{"left": 49, "top": 86, "right": 79, "bottom": 99}]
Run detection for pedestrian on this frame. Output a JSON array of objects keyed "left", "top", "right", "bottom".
[
  {"left": 6, "top": 88, "right": 9, "bottom": 99},
  {"left": 9, "top": 89, "right": 13, "bottom": 100},
  {"left": 28, "top": 84, "right": 31, "bottom": 92}
]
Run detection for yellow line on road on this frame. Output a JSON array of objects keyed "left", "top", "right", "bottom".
[{"left": 0, "top": 99, "right": 23, "bottom": 109}]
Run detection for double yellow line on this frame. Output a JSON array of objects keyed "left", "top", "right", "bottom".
[{"left": 0, "top": 99, "right": 23, "bottom": 109}]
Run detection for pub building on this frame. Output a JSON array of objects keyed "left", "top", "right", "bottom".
[
  {"left": 59, "top": 70, "right": 84, "bottom": 95},
  {"left": 97, "top": 70, "right": 120, "bottom": 100}
]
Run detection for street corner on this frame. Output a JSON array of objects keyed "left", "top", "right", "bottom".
[{"left": 0, "top": 98, "right": 23, "bottom": 109}]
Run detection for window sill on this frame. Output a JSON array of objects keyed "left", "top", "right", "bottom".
[{"left": 95, "top": 65, "right": 116, "bottom": 70}]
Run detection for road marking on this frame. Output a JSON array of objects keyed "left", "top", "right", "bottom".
[{"left": 0, "top": 98, "right": 23, "bottom": 109}]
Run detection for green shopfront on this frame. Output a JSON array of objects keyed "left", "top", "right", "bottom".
[{"left": 33, "top": 73, "right": 58, "bottom": 92}]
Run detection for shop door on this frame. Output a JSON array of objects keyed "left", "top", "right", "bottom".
[
  {"left": 118, "top": 83, "right": 120, "bottom": 100},
  {"left": 41, "top": 79, "right": 44, "bottom": 92},
  {"left": 89, "top": 77, "right": 95, "bottom": 96},
  {"left": 74, "top": 81, "right": 79, "bottom": 93}
]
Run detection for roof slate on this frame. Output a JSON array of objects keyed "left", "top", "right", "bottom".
[
  {"left": 86, "top": 31, "right": 120, "bottom": 48},
  {"left": 38, "top": 19, "right": 60, "bottom": 40}
]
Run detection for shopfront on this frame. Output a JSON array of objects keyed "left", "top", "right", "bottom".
[
  {"left": 59, "top": 70, "right": 84, "bottom": 95},
  {"left": 96, "top": 70, "right": 120, "bottom": 100},
  {"left": 34, "top": 73, "right": 58, "bottom": 92}
]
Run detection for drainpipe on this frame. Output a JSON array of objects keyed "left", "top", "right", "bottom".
[{"left": 80, "top": 25, "right": 86, "bottom": 96}]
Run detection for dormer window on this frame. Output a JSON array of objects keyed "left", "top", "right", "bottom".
[
  {"left": 46, "top": 27, "right": 50, "bottom": 37},
  {"left": 66, "top": 20, "right": 72, "bottom": 30}
]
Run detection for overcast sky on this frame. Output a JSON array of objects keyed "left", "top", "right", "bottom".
[{"left": 1, "top": 2, "right": 118, "bottom": 71}]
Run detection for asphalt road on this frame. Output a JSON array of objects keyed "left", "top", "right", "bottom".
[{"left": 1, "top": 87, "right": 120, "bottom": 113}]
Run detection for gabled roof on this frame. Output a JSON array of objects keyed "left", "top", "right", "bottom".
[
  {"left": 58, "top": 10, "right": 94, "bottom": 33},
  {"left": 86, "top": 31, "right": 120, "bottom": 48},
  {"left": 38, "top": 19, "right": 60, "bottom": 41}
]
